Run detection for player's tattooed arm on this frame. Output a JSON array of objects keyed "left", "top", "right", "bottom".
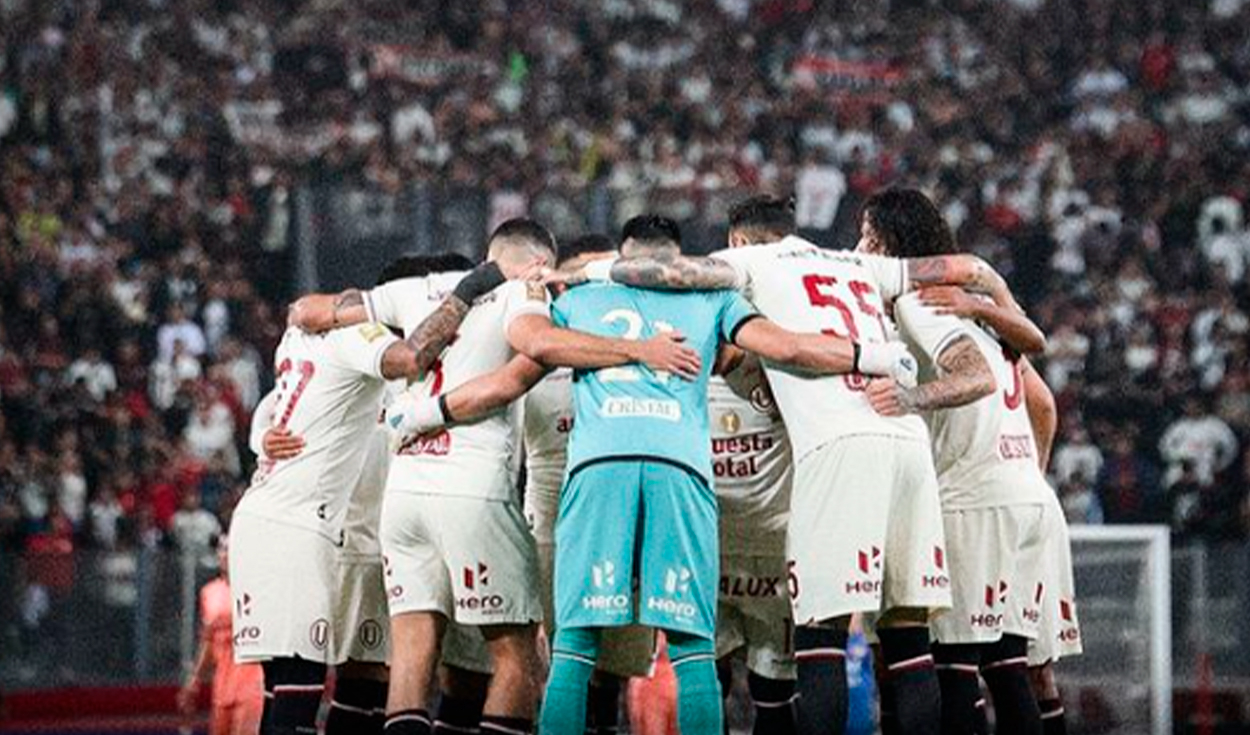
[
  {"left": 918, "top": 286, "right": 1047, "bottom": 354},
  {"left": 1021, "top": 358, "right": 1057, "bottom": 471},
  {"left": 907, "top": 255, "right": 1018, "bottom": 310},
  {"left": 867, "top": 335, "right": 995, "bottom": 416},
  {"left": 606, "top": 255, "right": 742, "bottom": 291},
  {"left": 288, "top": 290, "right": 367, "bottom": 333},
  {"left": 378, "top": 298, "right": 473, "bottom": 381}
]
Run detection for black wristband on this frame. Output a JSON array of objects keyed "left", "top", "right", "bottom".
[
  {"left": 851, "top": 342, "right": 862, "bottom": 374},
  {"left": 451, "top": 262, "right": 506, "bottom": 305},
  {"left": 437, "top": 393, "right": 453, "bottom": 424}
]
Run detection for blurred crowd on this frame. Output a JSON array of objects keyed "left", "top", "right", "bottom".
[{"left": 2, "top": 0, "right": 1250, "bottom": 567}]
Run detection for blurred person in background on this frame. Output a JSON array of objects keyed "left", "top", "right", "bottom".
[{"left": 178, "top": 537, "right": 264, "bottom": 735}]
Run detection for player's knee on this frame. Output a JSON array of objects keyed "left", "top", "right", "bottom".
[{"left": 338, "top": 660, "right": 389, "bottom": 683}]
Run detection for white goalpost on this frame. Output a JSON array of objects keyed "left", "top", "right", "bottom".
[{"left": 1066, "top": 524, "right": 1173, "bottom": 735}]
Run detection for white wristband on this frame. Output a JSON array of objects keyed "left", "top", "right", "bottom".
[
  {"left": 387, "top": 393, "right": 447, "bottom": 438},
  {"left": 583, "top": 257, "right": 618, "bottom": 282}
]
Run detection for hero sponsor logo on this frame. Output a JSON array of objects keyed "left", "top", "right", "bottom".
[
  {"left": 232, "top": 592, "right": 262, "bottom": 646},
  {"left": 970, "top": 580, "right": 1008, "bottom": 628},
  {"left": 457, "top": 562, "right": 505, "bottom": 614},
  {"left": 646, "top": 567, "right": 698, "bottom": 620},
  {"left": 922, "top": 545, "right": 950, "bottom": 589},
  {"left": 383, "top": 555, "right": 404, "bottom": 601},
  {"left": 1058, "top": 599, "right": 1081, "bottom": 643},
  {"left": 845, "top": 547, "right": 882, "bottom": 596},
  {"left": 1022, "top": 582, "right": 1044, "bottom": 624},
  {"left": 583, "top": 561, "right": 629, "bottom": 612}
]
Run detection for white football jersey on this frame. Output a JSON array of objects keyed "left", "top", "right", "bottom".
[
  {"left": 894, "top": 293, "right": 1052, "bottom": 509},
  {"left": 237, "top": 324, "right": 398, "bottom": 541},
  {"left": 365, "top": 273, "right": 550, "bottom": 500},
  {"left": 340, "top": 426, "right": 390, "bottom": 559},
  {"left": 708, "top": 360, "right": 792, "bottom": 556},
  {"left": 712, "top": 236, "right": 928, "bottom": 461},
  {"left": 522, "top": 368, "right": 574, "bottom": 514}
]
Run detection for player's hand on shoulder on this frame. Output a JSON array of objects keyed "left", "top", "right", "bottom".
[
  {"left": 263, "top": 426, "right": 306, "bottom": 460},
  {"left": 635, "top": 330, "right": 702, "bottom": 381},
  {"left": 858, "top": 341, "right": 918, "bottom": 388},
  {"left": 917, "top": 286, "right": 983, "bottom": 318},
  {"left": 866, "top": 378, "right": 910, "bottom": 417}
]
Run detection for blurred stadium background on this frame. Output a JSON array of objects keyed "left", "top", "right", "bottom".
[{"left": 1, "top": 0, "right": 1249, "bottom": 732}]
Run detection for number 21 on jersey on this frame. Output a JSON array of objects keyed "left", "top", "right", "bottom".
[{"left": 597, "top": 308, "right": 675, "bottom": 383}]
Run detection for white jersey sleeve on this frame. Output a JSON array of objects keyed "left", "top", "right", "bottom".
[
  {"left": 857, "top": 253, "right": 909, "bottom": 302},
  {"left": 323, "top": 323, "right": 399, "bottom": 380},
  {"left": 893, "top": 294, "right": 974, "bottom": 366},
  {"left": 708, "top": 248, "right": 755, "bottom": 294},
  {"left": 501, "top": 280, "right": 554, "bottom": 333},
  {"left": 364, "top": 272, "right": 467, "bottom": 331}
]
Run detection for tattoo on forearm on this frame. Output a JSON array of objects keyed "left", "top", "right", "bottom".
[
  {"left": 333, "top": 289, "right": 364, "bottom": 326},
  {"left": 401, "top": 299, "right": 470, "bottom": 378},
  {"left": 907, "top": 257, "right": 953, "bottom": 285},
  {"left": 610, "top": 256, "right": 739, "bottom": 290},
  {"left": 899, "top": 336, "right": 995, "bottom": 411}
]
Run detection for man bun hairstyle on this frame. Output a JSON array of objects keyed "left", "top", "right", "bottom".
[{"left": 860, "top": 187, "right": 956, "bottom": 259}]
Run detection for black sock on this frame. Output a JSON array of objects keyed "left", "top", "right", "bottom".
[
  {"left": 480, "top": 715, "right": 532, "bottom": 735},
  {"left": 748, "top": 671, "right": 797, "bottom": 735},
  {"left": 980, "top": 636, "right": 1041, "bottom": 735},
  {"left": 261, "top": 683, "right": 275, "bottom": 735},
  {"left": 588, "top": 678, "right": 622, "bottom": 734},
  {"left": 326, "top": 678, "right": 387, "bottom": 735},
  {"left": 878, "top": 675, "right": 899, "bottom": 735},
  {"left": 263, "top": 658, "right": 327, "bottom": 735},
  {"left": 794, "top": 626, "right": 848, "bottom": 735},
  {"left": 435, "top": 693, "right": 484, "bottom": 733},
  {"left": 973, "top": 698, "right": 988, "bottom": 735},
  {"left": 718, "top": 662, "right": 734, "bottom": 735},
  {"left": 1038, "top": 697, "right": 1067, "bottom": 735},
  {"left": 386, "top": 709, "right": 433, "bottom": 735},
  {"left": 877, "top": 627, "right": 940, "bottom": 735},
  {"left": 933, "top": 643, "right": 981, "bottom": 735}
]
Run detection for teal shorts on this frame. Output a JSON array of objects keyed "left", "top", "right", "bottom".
[{"left": 553, "top": 459, "right": 719, "bottom": 639}]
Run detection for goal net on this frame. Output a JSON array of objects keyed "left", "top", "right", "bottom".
[{"left": 1063, "top": 525, "right": 1172, "bottom": 735}]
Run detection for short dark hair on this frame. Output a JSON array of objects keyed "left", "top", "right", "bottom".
[
  {"left": 729, "top": 195, "right": 795, "bottom": 240},
  {"left": 860, "top": 188, "right": 956, "bottom": 258},
  {"left": 488, "top": 218, "right": 558, "bottom": 259},
  {"left": 558, "top": 233, "right": 616, "bottom": 266},
  {"left": 620, "top": 215, "right": 682, "bottom": 249},
  {"left": 375, "top": 252, "right": 475, "bottom": 286}
]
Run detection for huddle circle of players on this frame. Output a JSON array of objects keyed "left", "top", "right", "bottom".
[{"left": 229, "top": 189, "right": 1082, "bottom": 735}]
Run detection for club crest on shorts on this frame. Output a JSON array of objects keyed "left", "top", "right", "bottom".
[
  {"left": 309, "top": 618, "right": 330, "bottom": 650},
  {"left": 359, "top": 619, "right": 384, "bottom": 650}
]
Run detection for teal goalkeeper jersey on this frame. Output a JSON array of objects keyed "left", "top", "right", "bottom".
[{"left": 551, "top": 282, "right": 759, "bottom": 483}]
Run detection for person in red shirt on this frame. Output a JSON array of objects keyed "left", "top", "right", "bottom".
[{"left": 178, "top": 537, "right": 264, "bottom": 735}]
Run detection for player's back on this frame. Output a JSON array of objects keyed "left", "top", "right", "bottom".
[
  {"left": 368, "top": 275, "right": 549, "bottom": 499},
  {"left": 240, "top": 325, "right": 394, "bottom": 541},
  {"left": 553, "top": 282, "right": 755, "bottom": 483},
  {"left": 707, "top": 362, "right": 792, "bottom": 555},
  {"left": 522, "top": 368, "right": 574, "bottom": 501},
  {"left": 894, "top": 296, "right": 1052, "bottom": 509},
  {"left": 713, "top": 236, "right": 927, "bottom": 460}
]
